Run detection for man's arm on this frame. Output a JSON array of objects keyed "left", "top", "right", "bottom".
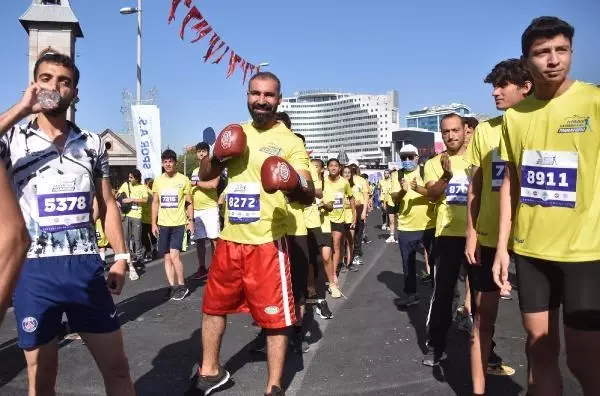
[
  {"left": 198, "top": 157, "right": 223, "bottom": 182},
  {"left": 496, "top": 163, "right": 518, "bottom": 252},
  {"left": 151, "top": 192, "right": 159, "bottom": 229},
  {"left": 193, "top": 176, "right": 220, "bottom": 190},
  {"left": 0, "top": 166, "right": 30, "bottom": 323},
  {"left": 349, "top": 197, "right": 356, "bottom": 226},
  {"left": 465, "top": 166, "right": 482, "bottom": 264},
  {"left": 0, "top": 84, "right": 48, "bottom": 137}
]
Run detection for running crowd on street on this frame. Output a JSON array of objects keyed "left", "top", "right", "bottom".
[{"left": 0, "top": 15, "right": 598, "bottom": 396}]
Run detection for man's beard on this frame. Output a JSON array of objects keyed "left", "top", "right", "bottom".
[
  {"left": 248, "top": 102, "right": 277, "bottom": 127},
  {"left": 44, "top": 97, "right": 72, "bottom": 118}
]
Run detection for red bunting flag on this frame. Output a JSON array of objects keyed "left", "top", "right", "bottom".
[
  {"left": 206, "top": 40, "right": 225, "bottom": 62},
  {"left": 213, "top": 46, "right": 229, "bottom": 64},
  {"left": 180, "top": 6, "right": 203, "bottom": 40},
  {"left": 168, "top": 0, "right": 181, "bottom": 24}
]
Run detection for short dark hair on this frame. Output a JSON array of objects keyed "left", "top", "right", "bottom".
[
  {"left": 195, "top": 142, "right": 210, "bottom": 152},
  {"left": 161, "top": 149, "right": 177, "bottom": 161},
  {"left": 144, "top": 178, "right": 153, "bottom": 184},
  {"left": 276, "top": 112, "right": 292, "bottom": 129},
  {"left": 34, "top": 53, "right": 80, "bottom": 87},
  {"left": 129, "top": 169, "right": 142, "bottom": 182},
  {"left": 327, "top": 158, "right": 340, "bottom": 167},
  {"left": 440, "top": 113, "right": 465, "bottom": 129},
  {"left": 248, "top": 71, "right": 281, "bottom": 95},
  {"left": 522, "top": 16, "right": 574, "bottom": 57},
  {"left": 294, "top": 133, "right": 305, "bottom": 144},
  {"left": 312, "top": 158, "right": 324, "bottom": 168},
  {"left": 462, "top": 116, "right": 479, "bottom": 130},
  {"left": 484, "top": 58, "right": 533, "bottom": 88}
]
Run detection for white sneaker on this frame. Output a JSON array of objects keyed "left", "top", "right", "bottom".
[
  {"left": 329, "top": 283, "right": 342, "bottom": 299},
  {"left": 128, "top": 267, "right": 139, "bottom": 281},
  {"left": 385, "top": 235, "right": 396, "bottom": 243},
  {"left": 381, "top": 225, "right": 388, "bottom": 231}
]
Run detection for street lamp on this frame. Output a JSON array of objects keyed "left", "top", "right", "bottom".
[{"left": 120, "top": 0, "right": 142, "bottom": 104}]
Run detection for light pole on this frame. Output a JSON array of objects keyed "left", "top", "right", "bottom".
[{"left": 120, "top": 0, "right": 142, "bottom": 104}]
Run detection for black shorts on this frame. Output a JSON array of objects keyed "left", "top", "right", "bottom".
[
  {"left": 287, "top": 235, "right": 309, "bottom": 304},
  {"left": 157, "top": 225, "right": 185, "bottom": 255},
  {"left": 468, "top": 246, "right": 500, "bottom": 293},
  {"left": 330, "top": 222, "right": 346, "bottom": 233},
  {"left": 386, "top": 204, "right": 398, "bottom": 215},
  {"left": 515, "top": 254, "right": 600, "bottom": 331},
  {"left": 307, "top": 227, "right": 332, "bottom": 249}
]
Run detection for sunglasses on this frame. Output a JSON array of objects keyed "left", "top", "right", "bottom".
[{"left": 400, "top": 155, "right": 416, "bottom": 161}]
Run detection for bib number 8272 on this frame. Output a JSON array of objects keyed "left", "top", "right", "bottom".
[
  {"left": 228, "top": 196, "right": 257, "bottom": 209},
  {"left": 525, "top": 170, "right": 568, "bottom": 188},
  {"left": 44, "top": 196, "right": 87, "bottom": 213}
]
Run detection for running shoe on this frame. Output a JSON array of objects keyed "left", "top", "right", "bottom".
[
  {"left": 191, "top": 365, "right": 231, "bottom": 395},
  {"left": 422, "top": 347, "right": 448, "bottom": 367},
  {"left": 394, "top": 293, "right": 420, "bottom": 308},
  {"left": 171, "top": 285, "right": 189, "bottom": 301},
  {"left": 315, "top": 300, "right": 333, "bottom": 319}
]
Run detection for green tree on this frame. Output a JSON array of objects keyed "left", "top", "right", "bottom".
[{"left": 176, "top": 147, "right": 197, "bottom": 177}]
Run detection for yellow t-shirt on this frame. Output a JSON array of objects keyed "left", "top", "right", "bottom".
[
  {"left": 391, "top": 168, "right": 435, "bottom": 231},
  {"left": 95, "top": 219, "right": 108, "bottom": 248},
  {"left": 378, "top": 178, "right": 392, "bottom": 206},
  {"left": 304, "top": 163, "right": 322, "bottom": 229},
  {"left": 323, "top": 176, "right": 353, "bottom": 224},
  {"left": 424, "top": 154, "right": 470, "bottom": 237},
  {"left": 220, "top": 122, "right": 309, "bottom": 245},
  {"left": 152, "top": 172, "right": 192, "bottom": 227},
  {"left": 190, "top": 167, "right": 218, "bottom": 211},
  {"left": 140, "top": 185, "right": 152, "bottom": 224},
  {"left": 464, "top": 116, "right": 504, "bottom": 248},
  {"left": 117, "top": 182, "right": 150, "bottom": 220},
  {"left": 499, "top": 81, "right": 600, "bottom": 262},
  {"left": 352, "top": 176, "right": 368, "bottom": 206}
]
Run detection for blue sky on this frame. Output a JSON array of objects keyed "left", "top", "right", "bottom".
[{"left": 1, "top": 0, "right": 598, "bottom": 153}]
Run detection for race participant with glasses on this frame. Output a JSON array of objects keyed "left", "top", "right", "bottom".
[
  {"left": 349, "top": 162, "right": 368, "bottom": 266},
  {"left": 420, "top": 113, "right": 471, "bottom": 367},
  {"left": 151, "top": 149, "right": 193, "bottom": 301},
  {"left": 493, "top": 17, "right": 600, "bottom": 396},
  {"left": 323, "top": 158, "right": 354, "bottom": 298},
  {"left": 189, "top": 141, "right": 220, "bottom": 281},
  {"left": 464, "top": 58, "right": 533, "bottom": 394},
  {"left": 192, "top": 72, "right": 313, "bottom": 396},
  {"left": 305, "top": 158, "right": 334, "bottom": 319},
  {"left": 390, "top": 144, "right": 435, "bottom": 309},
  {"left": 341, "top": 165, "right": 358, "bottom": 273},
  {"left": 0, "top": 53, "right": 134, "bottom": 395}
]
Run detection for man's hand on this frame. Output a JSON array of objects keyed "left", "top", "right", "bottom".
[
  {"left": 122, "top": 198, "right": 133, "bottom": 204},
  {"left": 361, "top": 209, "right": 367, "bottom": 221},
  {"left": 152, "top": 223, "right": 159, "bottom": 238},
  {"left": 107, "top": 259, "right": 127, "bottom": 295},
  {"left": 492, "top": 249, "right": 511, "bottom": 291},
  {"left": 321, "top": 201, "right": 334, "bottom": 212},
  {"left": 465, "top": 230, "right": 480, "bottom": 266},
  {"left": 400, "top": 178, "right": 409, "bottom": 192},
  {"left": 440, "top": 153, "right": 452, "bottom": 176},
  {"left": 410, "top": 178, "right": 418, "bottom": 190},
  {"left": 18, "top": 83, "right": 54, "bottom": 116},
  {"left": 187, "top": 219, "right": 195, "bottom": 236}
]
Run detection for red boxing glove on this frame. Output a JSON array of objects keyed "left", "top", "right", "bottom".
[
  {"left": 261, "top": 156, "right": 306, "bottom": 194},
  {"left": 213, "top": 124, "right": 247, "bottom": 162}
]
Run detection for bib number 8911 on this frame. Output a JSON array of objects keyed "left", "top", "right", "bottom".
[
  {"left": 525, "top": 170, "right": 568, "bottom": 188},
  {"left": 44, "top": 196, "right": 87, "bottom": 213}
]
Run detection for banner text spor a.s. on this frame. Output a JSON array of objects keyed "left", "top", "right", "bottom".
[{"left": 131, "top": 105, "right": 162, "bottom": 180}]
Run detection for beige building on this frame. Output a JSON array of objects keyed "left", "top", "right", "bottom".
[
  {"left": 20, "top": 0, "right": 83, "bottom": 122},
  {"left": 99, "top": 129, "right": 139, "bottom": 188}
]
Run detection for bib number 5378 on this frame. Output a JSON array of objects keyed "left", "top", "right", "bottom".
[{"left": 44, "top": 196, "right": 87, "bottom": 213}]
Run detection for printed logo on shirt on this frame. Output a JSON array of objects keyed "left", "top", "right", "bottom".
[
  {"left": 557, "top": 115, "right": 590, "bottom": 134},
  {"left": 264, "top": 306, "right": 279, "bottom": 315},
  {"left": 259, "top": 144, "right": 283, "bottom": 157}
]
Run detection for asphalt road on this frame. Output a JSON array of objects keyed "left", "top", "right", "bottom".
[{"left": 0, "top": 214, "right": 582, "bottom": 395}]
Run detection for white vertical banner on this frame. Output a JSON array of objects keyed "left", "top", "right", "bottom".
[{"left": 131, "top": 104, "right": 162, "bottom": 180}]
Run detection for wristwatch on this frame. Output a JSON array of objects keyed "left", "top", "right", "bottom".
[{"left": 114, "top": 253, "right": 131, "bottom": 263}]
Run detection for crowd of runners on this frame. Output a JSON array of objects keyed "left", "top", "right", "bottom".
[{"left": 0, "top": 15, "right": 597, "bottom": 396}]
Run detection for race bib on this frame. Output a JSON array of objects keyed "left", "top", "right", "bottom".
[
  {"left": 520, "top": 150, "right": 577, "bottom": 208},
  {"left": 227, "top": 182, "right": 260, "bottom": 224},
  {"left": 445, "top": 175, "right": 469, "bottom": 205},
  {"left": 190, "top": 174, "right": 199, "bottom": 182},
  {"left": 333, "top": 192, "right": 344, "bottom": 209},
  {"left": 160, "top": 188, "right": 179, "bottom": 208},
  {"left": 37, "top": 173, "right": 91, "bottom": 232},
  {"left": 491, "top": 148, "right": 505, "bottom": 192}
]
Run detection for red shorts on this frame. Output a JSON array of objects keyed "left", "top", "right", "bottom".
[{"left": 202, "top": 238, "right": 296, "bottom": 329}]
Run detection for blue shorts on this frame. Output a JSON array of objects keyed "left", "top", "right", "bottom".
[
  {"left": 13, "top": 255, "right": 120, "bottom": 349},
  {"left": 157, "top": 225, "right": 185, "bottom": 255}
]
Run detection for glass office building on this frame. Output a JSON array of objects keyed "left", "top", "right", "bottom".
[{"left": 405, "top": 103, "right": 471, "bottom": 132}]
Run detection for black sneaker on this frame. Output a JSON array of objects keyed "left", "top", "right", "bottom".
[
  {"left": 163, "top": 286, "right": 173, "bottom": 301},
  {"left": 340, "top": 265, "right": 349, "bottom": 273},
  {"left": 488, "top": 349, "right": 503, "bottom": 368},
  {"left": 291, "top": 332, "right": 310, "bottom": 354},
  {"left": 171, "top": 285, "right": 189, "bottom": 301},
  {"left": 422, "top": 347, "right": 448, "bottom": 367},
  {"left": 419, "top": 273, "right": 433, "bottom": 285},
  {"left": 265, "top": 385, "right": 285, "bottom": 396},
  {"left": 191, "top": 365, "right": 230, "bottom": 395},
  {"left": 348, "top": 263, "right": 359, "bottom": 272},
  {"left": 315, "top": 300, "right": 333, "bottom": 319}
]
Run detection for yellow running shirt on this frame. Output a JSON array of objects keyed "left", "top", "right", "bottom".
[
  {"left": 117, "top": 182, "right": 150, "bottom": 220},
  {"left": 424, "top": 154, "right": 471, "bottom": 237},
  {"left": 304, "top": 163, "right": 323, "bottom": 229},
  {"left": 352, "top": 175, "right": 368, "bottom": 206},
  {"left": 140, "top": 185, "right": 152, "bottom": 224},
  {"left": 499, "top": 81, "right": 600, "bottom": 262},
  {"left": 152, "top": 173, "right": 192, "bottom": 227},
  {"left": 391, "top": 168, "right": 435, "bottom": 231},
  {"left": 190, "top": 167, "right": 218, "bottom": 210},
  {"left": 464, "top": 116, "right": 505, "bottom": 248},
  {"left": 323, "top": 176, "right": 353, "bottom": 224},
  {"left": 220, "top": 122, "right": 309, "bottom": 245}
]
